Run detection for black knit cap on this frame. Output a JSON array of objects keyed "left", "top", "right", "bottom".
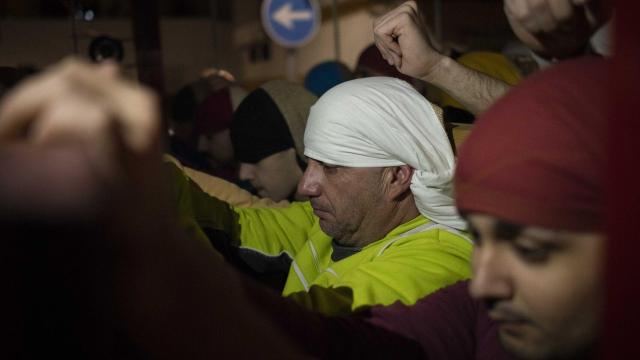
[{"left": 230, "top": 88, "right": 295, "bottom": 164}]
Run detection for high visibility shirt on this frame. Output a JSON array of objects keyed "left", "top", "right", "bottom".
[{"left": 169, "top": 162, "right": 473, "bottom": 315}]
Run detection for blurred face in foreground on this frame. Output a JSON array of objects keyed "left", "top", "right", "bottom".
[{"left": 468, "top": 213, "right": 604, "bottom": 360}]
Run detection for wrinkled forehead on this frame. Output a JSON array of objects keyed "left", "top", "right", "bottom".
[{"left": 304, "top": 156, "right": 387, "bottom": 173}]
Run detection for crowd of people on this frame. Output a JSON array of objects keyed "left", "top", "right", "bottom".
[{"left": 0, "top": 0, "right": 627, "bottom": 359}]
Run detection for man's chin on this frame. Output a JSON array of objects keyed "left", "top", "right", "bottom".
[
  {"left": 498, "top": 326, "right": 550, "bottom": 360},
  {"left": 318, "top": 220, "right": 341, "bottom": 239},
  {"left": 318, "top": 220, "right": 334, "bottom": 235}
]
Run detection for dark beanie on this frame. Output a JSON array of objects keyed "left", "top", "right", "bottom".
[
  {"left": 230, "top": 88, "right": 295, "bottom": 164},
  {"left": 171, "top": 85, "right": 198, "bottom": 123}
]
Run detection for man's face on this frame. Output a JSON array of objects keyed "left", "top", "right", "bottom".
[
  {"left": 297, "top": 158, "right": 385, "bottom": 247},
  {"left": 238, "top": 148, "right": 302, "bottom": 202},
  {"left": 197, "top": 129, "right": 234, "bottom": 166},
  {"left": 468, "top": 213, "right": 604, "bottom": 360}
]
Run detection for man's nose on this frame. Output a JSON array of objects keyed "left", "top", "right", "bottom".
[
  {"left": 297, "top": 160, "right": 322, "bottom": 198},
  {"left": 238, "top": 163, "right": 256, "bottom": 181},
  {"left": 469, "top": 245, "right": 514, "bottom": 302}
]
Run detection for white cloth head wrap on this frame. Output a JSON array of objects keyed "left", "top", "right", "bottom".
[{"left": 304, "top": 77, "right": 466, "bottom": 230}]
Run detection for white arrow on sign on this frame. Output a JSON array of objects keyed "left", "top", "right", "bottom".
[{"left": 273, "top": 3, "right": 313, "bottom": 30}]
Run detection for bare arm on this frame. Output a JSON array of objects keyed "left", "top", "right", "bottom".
[
  {"left": 373, "top": 1, "right": 511, "bottom": 115},
  {"left": 372, "top": 0, "right": 610, "bottom": 115},
  {"left": 423, "top": 57, "right": 512, "bottom": 115}
]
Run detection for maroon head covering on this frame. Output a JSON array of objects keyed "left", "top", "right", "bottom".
[
  {"left": 355, "top": 44, "right": 414, "bottom": 84},
  {"left": 455, "top": 57, "right": 609, "bottom": 232},
  {"left": 194, "top": 88, "right": 234, "bottom": 137}
]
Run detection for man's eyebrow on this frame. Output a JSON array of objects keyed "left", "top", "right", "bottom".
[
  {"left": 520, "top": 227, "right": 559, "bottom": 242},
  {"left": 493, "top": 220, "right": 524, "bottom": 241},
  {"left": 494, "top": 220, "right": 559, "bottom": 243},
  {"left": 313, "top": 159, "right": 341, "bottom": 168}
]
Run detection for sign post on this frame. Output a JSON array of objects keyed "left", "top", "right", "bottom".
[
  {"left": 261, "top": 0, "right": 321, "bottom": 80},
  {"left": 262, "top": 0, "right": 320, "bottom": 48}
]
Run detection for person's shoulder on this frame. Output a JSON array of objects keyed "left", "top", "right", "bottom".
[{"left": 393, "top": 220, "right": 474, "bottom": 249}]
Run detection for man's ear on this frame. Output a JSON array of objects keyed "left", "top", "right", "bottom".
[{"left": 385, "top": 165, "right": 414, "bottom": 201}]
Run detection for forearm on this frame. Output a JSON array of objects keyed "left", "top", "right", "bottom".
[
  {"left": 424, "top": 57, "right": 512, "bottom": 115},
  {"left": 166, "top": 160, "right": 240, "bottom": 238},
  {"left": 182, "top": 165, "right": 287, "bottom": 208},
  {"left": 164, "top": 155, "right": 289, "bottom": 208}
]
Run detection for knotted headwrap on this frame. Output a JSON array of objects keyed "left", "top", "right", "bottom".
[
  {"left": 304, "top": 77, "right": 465, "bottom": 230},
  {"left": 455, "top": 57, "right": 608, "bottom": 232}
]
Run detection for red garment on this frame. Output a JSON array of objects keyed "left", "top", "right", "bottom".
[
  {"left": 604, "top": 0, "right": 640, "bottom": 358},
  {"left": 365, "top": 281, "right": 513, "bottom": 359},
  {"left": 455, "top": 57, "right": 609, "bottom": 232},
  {"left": 356, "top": 44, "right": 415, "bottom": 83},
  {"left": 244, "top": 279, "right": 512, "bottom": 359},
  {"left": 194, "top": 88, "right": 233, "bottom": 137}
]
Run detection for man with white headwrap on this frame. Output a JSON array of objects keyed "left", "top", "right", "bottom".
[
  {"left": 169, "top": 76, "right": 472, "bottom": 315},
  {"left": 304, "top": 77, "right": 465, "bottom": 231}
]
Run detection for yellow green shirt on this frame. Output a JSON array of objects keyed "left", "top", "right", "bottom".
[{"left": 168, "top": 162, "right": 473, "bottom": 315}]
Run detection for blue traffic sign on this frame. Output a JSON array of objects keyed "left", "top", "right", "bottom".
[{"left": 261, "top": 0, "right": 321, "bottom": 48}]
